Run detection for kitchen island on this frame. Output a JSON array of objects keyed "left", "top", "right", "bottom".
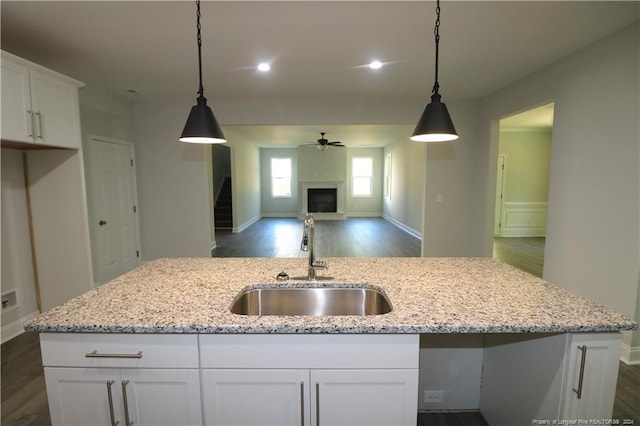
[{"left": 25, "top": 257, "right": 636, "bottom": 426}]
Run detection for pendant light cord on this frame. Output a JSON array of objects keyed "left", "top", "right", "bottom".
[
  {"left": 196, "top": 0, "right": 204, "bottom": 98},
  {"left": 432, "top": 0, "right": 441, "bottom": 96}
]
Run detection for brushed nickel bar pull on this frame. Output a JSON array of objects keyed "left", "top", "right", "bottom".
[
  {"left": 105, "top": 380, "right": 120, "bottom": 426},
  {"left": 34, "top": 112, "right": 43, "bottom": 139},
  {"left": 86, "top": 350, "right": 143, "bottom": 359},
  {"left": 315, "top": 381, "right": 320, "bottom": 426},
  {"left": 26, "top": 110, "right": 34, "bottom": 138},
  {"left": 121, "top": 380, "right": 133, "bottom": 426},
  {"left": 572, "top": 345, "right": 587, "bottom": 399},
  {"left": 300, "top": 381, "right": 305, "bottom": 426}
]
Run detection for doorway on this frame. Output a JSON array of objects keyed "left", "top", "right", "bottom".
[
  {"left": 492, "top": 103, "right": 553, "bottom": 278},
  {"left": 87, "top": 136, "right": 141, "bottom": 285}
]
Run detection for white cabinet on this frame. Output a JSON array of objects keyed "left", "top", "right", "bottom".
[
  {"left": 202, "top": 369, "right": 309, "bottom": 426},
  {"left": 311, "top": 369, "right": 418, "bottom": 426},
  {"left": 202, "top": 369, "right": 417, "bottom": 426},
  {"left": 45, "top": 367, "right": 201, "bottom": 426},
  {"left": 200, "top": 334, "right": 420, "bottom": 426},
  {"left": 1, "top": 50, "right": 83, "bottom": 149},
  {"left": 40, "top": 333, "right": 203, "bottom": 426},
  {"left": 480, "top": 332, "right": 622, "bottom": 426},
  {"left": 561, "top": 333, "right": 622, "bottom": 419}
]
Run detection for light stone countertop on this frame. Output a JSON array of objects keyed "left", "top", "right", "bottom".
[{"left": 24, "top": 257, "right": 637, "bottom": 334}]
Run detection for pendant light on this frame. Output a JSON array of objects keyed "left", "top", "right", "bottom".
[
  {"left": 411, "top": 0, "right": 458, "bottom": 142},
  {"left": 179, "top": 0, "right": 226, "bottom": 144}
]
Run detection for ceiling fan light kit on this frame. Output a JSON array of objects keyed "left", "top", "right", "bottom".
[
  {"left": 179, "top": 0, "right": 226, "bottom": 144},
  {"left": 411, "top": 0, "right": 458, "bottom": 143}
]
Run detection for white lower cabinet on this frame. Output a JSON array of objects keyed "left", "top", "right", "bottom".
[
  {"left": 561, "top": 333, "right": 622, "bottom": 419},
  {"left": 311, "top": 369, "right": 418, "bottom": 426},
  {"left": 40, "top": 333, "right": 202, "bottom": 426},
  {"left": 199, "top": 334, "right": 420, "bottom": 426},
  {"left": 45, "top": 367, "right": 202, "bottom": 426},
  {"left": 480, "top": 332, "right": 622, "bottom": 426},
  {"left": 201, "top": 368, "right": 418, "bottom": 426}
]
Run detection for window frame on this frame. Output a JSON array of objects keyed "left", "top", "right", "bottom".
[
  {"left": 351, "top": 156, "right": 373, "bottom": 198},
  {"left": 270, "top": 157, "right": 292, "bottom": 198}
]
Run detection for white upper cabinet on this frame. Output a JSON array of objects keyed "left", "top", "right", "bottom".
[{"left": 1, "top": 50, "right": 83, "bottom": 149}]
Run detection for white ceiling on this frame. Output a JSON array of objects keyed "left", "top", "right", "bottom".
[{"left": 2, "top": 1, "right": 637, "bottom": 146}]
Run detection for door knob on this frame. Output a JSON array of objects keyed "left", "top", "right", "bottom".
[{"left": 99, "top": 220, "right": 107, "bottom": 226}]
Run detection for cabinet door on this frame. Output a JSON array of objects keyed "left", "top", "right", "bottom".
[
  {"left": 29, "top": 69, "right": 81, "bottom": 148},
  {"left": 44, "top": 367, "right": 123, "bottom": 426},
  {"left": 202, "top": 369, "right": 309, "bottom": 426},
  {"left": 123, "top": 369, "right": 202, "bottom": 426},
  {"left": 311, "top": 369, "right": 418, "bottom": 426},
  {"left": 562, "top": 333, "right": 622, "bottom": 419},
  {"left": 1, "top": 59, "right": 34, "bottom": 143}
]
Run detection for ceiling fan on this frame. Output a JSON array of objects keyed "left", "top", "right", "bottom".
[{"left": 301, "top": 132, "right": 345, "bottom": 151}]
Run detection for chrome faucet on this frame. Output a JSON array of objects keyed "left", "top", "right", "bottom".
[{"left": 300, "top": 213, "right": 327, "bottom": 280}]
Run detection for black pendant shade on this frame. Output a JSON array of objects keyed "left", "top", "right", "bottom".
[
  {"left": 411, "top": 93, "right": 458, "bottom": 142},
  {"left": 179, "top": 0, "right": 226, "bottom": 144},
  {"left": 411, "top": 0, "right": 458, "bottom": 143},
  {"left": 179, "top": 95, "right": 226, "bottom": 144}
]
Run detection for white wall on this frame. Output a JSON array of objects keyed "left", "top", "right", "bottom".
[
  {"left": 132, "top": 102, "right": 213, "bottom": 258},
  {"left": 422, "top": 100, "right": 483, "bottom": 256},
  {"left": 260, "top": 148, "right": 298, "bottom": 217},
  {"left": 1, "top": 149, "right": 39, "bottom": 342},
  {"left": 478, "top": 23, "right": 640, "bottom": 352},
  {"left": 229, "top": 140, "right": 261, "bottom": 232},
  {"left": 383, "top": 138, "right": 426, "bottom": 238},
  {"left": 499, "top": 129, "right": 551, "bottom": 204}
]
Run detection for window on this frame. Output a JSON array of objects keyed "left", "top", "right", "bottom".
[
  {"left": 271, "top": 158, "right": 292, "bottom": 197},
  {"left": 352, "top": 157, "right": 373, "bottom": 197},
  {"left": 384, "top": 153, "right": 392, "bottom": 199}
]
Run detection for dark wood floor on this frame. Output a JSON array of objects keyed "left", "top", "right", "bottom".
[
  {"left": 1, "top": 331, "right": 49, "bottom": 426},
  {"left": 213, "top": 217, "right": 422, "bottom": 258},
  {"left": 3, "top": 221, "right": 637, "bottom": 425},
  {"left": 493, "top": 236, "right": 545, "bottom": 278}
]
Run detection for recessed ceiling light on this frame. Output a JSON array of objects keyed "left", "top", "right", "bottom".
[
  {"left": 257, "top": 63, "right": 271, "bottom": 72},
  {"left": 369, "top": 61, "right": 383, "bottom": 70}
]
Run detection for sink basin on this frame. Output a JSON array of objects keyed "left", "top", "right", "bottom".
[{"left": 230, "top": 286, "right": 392, "bottom": 316}]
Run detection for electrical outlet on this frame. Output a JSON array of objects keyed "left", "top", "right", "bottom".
[{"left": 423, "top": 390, "right": 445, "bottom": 404}]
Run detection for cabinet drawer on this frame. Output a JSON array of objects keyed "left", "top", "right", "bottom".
[
  {"left": 40, "top": 333, "right": 199, "bottom": 368},
  {"left": 200, "top": 334, "right": 419, "bottom": 369}
]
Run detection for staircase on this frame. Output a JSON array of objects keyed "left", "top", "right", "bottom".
[{"left": 214, "top": 177, "right": 233, "bottom": 229}]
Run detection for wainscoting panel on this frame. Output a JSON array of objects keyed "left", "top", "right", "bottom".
[{"left": 500, "top": 202, "right": 547, "bottom": 237}]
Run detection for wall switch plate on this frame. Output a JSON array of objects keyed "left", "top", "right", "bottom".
[{"left": 423, "top": 390, "right": 445, "bottom": 404}]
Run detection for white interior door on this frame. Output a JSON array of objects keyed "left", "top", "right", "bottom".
[{"left": 88, "top": 136, "right": 140, "bottom": 284}]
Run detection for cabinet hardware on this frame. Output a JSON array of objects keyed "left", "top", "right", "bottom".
[
  {"left": 122, "top": 380, "right": 133, "bottom": 426},
  {"left": 85, "top": 350, "right": 143, "bottom": 359},
  {"left": 99, "top": 220, "right": 107, "bottom": 226},
  {"left": 572, "top": 345, "right": 587, "bottom": 399},
  {"left": 300, "top": 381, "right": 304, "bottom": 426},
  {"left": 26, "top": 110, "right": 34, "bottom": 138},
  {"left": 34, "top": 112, "right": 43, "bottom": 139},
  {"left": 315, "top": 381, "right": 320, "bottom": 426},
  {"left": 106, "top": 380, "right": 120, "bottom": 426}
]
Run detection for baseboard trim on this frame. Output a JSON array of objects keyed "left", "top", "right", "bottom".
[
  {"left": 621, "top": 343, "right": 640, "bottom": 365},
  {"left": 1, "top": 310, "right": 39, "bottom": 344},
  {"left": 233, "top": 215, "right": 261, "bottom": 233},
  {"left": 383, "top": 215, "right": 422, "bottom": 240}
]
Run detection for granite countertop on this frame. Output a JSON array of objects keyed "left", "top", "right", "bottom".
[{"left": 24, "top": 257, "right": 637, "bottom": 334}]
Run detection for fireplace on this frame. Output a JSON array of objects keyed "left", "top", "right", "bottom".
[{"left": 308, "top": 188, "right": 337, "bottom": 213}]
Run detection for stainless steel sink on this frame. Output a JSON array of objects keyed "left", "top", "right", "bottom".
[{"left": 229, "top": 286, "right": 392, "bottom": 316}]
